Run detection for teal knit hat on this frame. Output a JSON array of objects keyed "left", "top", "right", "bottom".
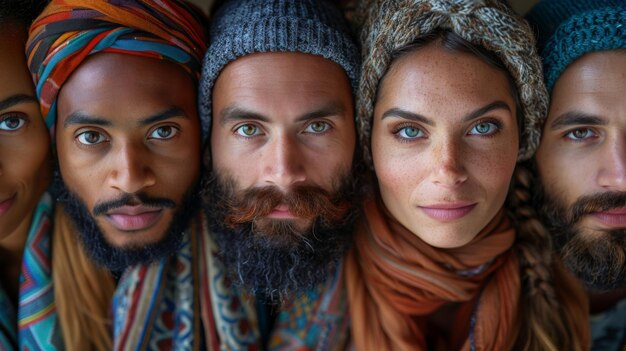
[{"left": 526, "top": 0, "right": 626, "bottom": 92}]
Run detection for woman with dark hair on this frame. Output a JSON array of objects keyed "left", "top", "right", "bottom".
[
  {"left": 342, "top": 0, "right": 590, "bottom": 350},
  {"left": 0, "top": 1, "right": 115, "bottom": 350}
]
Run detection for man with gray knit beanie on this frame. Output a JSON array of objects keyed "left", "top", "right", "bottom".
[
  {"left": 199, "top": 0, "right": 360, "bottom": 347},
  {"left": 527, "top": 0, "right": 626, "bottom": 349}
]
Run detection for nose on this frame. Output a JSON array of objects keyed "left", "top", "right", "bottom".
[
  {"left": 430, "top": 138, "right": 468, "bottom": 188},
  {"left": 106, "top": 142, "right": 156, "bottom": 193},
  {"left": 597, "top": 133, "right": 626, "bottom": 191},
  {"left": 262, "top": 133, "right": 306, "bottom": 189}
]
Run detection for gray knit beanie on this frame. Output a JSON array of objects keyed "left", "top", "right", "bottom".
[
  {"left": 199, "top": 0, "right": 360, "bottom": 142},
  {"left": 357, "top": 0, "right": 548, "bottom": 165}
]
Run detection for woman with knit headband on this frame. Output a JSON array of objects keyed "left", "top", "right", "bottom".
[{"left": 342, "top": 0, "right": 590, "bottom": 350}]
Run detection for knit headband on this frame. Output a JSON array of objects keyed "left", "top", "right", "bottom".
[
  {"left": 199, "top": 0, "right": 360, "bottom": 139},
  {"left": 26, "top": 0, "right": 207, "bottom": 140},
  {"left": 357, "top": 0, "right": 548, "bottom": 164},
  {"left": 527, "top": 0, "right": 626, "bottom": 93}
]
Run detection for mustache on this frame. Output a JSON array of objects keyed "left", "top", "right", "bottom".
[
  {"left": 92, "top": 193, "right": 176, "bottom": 216},
  {"left": 224, "top": 185, "right": 351, "bottom": 228},
  {"left": 568, "top": 191, "right": 626, "bottom": 225}
]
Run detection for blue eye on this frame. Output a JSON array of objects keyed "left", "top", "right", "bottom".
[
  {"left": 304, "top": 121, "right": 331, "bottom": 134},
  {"left": 397, "top": 126, "right": 424, "bottom": 139},
  {"left": 0, "top": 115, "right": 26, "bottom": 131},
  {"left": 76, "top": 131, "right": 108, "bottom": 145},
  {"left": 235, "top": 124, "right": 261, "bottom": 137},
  {"left": 149, "top": 126, "right": 178, "bottom": 140},
  {"left": 565, "top": 128, "right": 597, "bottom": 141},
  {"left": 468, "top": 121, "right": 499, "bottom": 136}
]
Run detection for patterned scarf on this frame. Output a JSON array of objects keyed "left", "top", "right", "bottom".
[
  {"left": 26, "top": 0, "right": 207, "bottom": 137},
  {"left": 0, "top": 193, "right": 62, "bottom": 350},
  {"left": 268, "top": 262, "right": 351, "bottom": 351},
  {"left": 345, "top": 198, "right": 519, "bottom": 351},
  {"left": 113, "top": 213, "right": 262, "bottom": 351}
]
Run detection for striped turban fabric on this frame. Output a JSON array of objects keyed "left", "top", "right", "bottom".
[{"left": 26, "top": 0, "right": 207, "bottom": 138}]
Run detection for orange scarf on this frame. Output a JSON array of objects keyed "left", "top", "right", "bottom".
[{"left": 345, "top": 198, "right": 520, "bottom": 351}]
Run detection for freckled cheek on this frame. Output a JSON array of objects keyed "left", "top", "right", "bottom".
[{"left": 373, "top": 146, "right": 423, "bottom": 206}]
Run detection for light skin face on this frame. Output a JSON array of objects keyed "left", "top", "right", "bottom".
[
  {"left": 210, "top": 52, "right": 356, "bottom": 230},
  {"left": 0, "top": 26, "right": 50, "bottom": 255},
  {"left": 56, "top": 53, "right": 201, "bottom": 248},
  {"left": 536, "top": 51, "right": 626, "bottom": 237},
  {"left": 372, "top": 42, "right": 519, "bottom": 248}
]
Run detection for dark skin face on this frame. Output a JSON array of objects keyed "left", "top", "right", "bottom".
[
  {"left": 0, "top": 24, "right": 51, "bottom": 302},
  {"left": 56, "top": 53, "right": 201, "bottom": 249}
]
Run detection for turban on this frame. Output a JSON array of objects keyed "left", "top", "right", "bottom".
[{"left": 26, "top": 0, "right": 207, "bottom": 138}]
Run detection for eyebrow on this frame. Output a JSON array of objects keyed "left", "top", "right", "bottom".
[
  {"left": 63, "top": 107, "right": 187, "bottom": 128},
  {"left": 381, "top": 100, "right": 511, "bottom": 125},
  {"left": 549, "top": 111, "right": 607, "bottom": 130},
  {"left": 219, "top": 102, "right": 346, "bottom": 126},
  {"left": 0, "top": 94, "right": 38, "bottom": 111}
]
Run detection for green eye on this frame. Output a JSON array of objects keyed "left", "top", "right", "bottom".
[
  {"left": 235, "top": 124, "right": 261, "bottom": 137},
  {"left": 305, "top": 121, "right": 330, "bottom": 133}
]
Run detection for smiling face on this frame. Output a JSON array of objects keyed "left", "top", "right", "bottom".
[
  {"left": 372, "top": 42, "right": 519, "bottom": 248},
  {"left": 56, "top": 53, "right": 201, "bottom": 254},
  {"left": 535, "top": 50, "right": 626, "bottom": 290},
  {"left": 0, "top": 25, "right": 50, "bottom": 246}
]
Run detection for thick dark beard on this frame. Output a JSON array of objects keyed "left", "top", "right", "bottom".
[
  {"left": 52, "top": 170, "right": 201, "bottom": 272},
  {"left": 202, "top": 171, "right": 360, "bottom": 301},
  {"left": 534, "top": 182, "right": 626, "bottom": 292}
]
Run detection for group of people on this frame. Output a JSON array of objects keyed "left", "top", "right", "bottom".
[{"left": 0, "top": 0, "right": 624, "bottom": 350}]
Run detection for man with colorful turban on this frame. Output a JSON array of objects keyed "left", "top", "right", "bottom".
[
  {"left": 527, "top": 0, "right": 626, "bottom": 349},
  {"left": 27, "top": 0, "right": 210, "bottom": 349}
]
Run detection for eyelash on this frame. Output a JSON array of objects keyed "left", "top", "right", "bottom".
[{"left": 467, "top": 119, "right": 503, "bottom": 138}]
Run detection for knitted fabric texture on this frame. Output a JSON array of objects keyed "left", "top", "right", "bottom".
[
  {"left": 526, "top": 0, "right": 626, "bottom": 92},
  {"left": 356, "top": 0, "right": 548, "bottom": 164},
  {"left": 199, "top": 0, "right": 360, "bottom": 137}
]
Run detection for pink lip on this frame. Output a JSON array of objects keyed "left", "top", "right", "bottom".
[
  {"left": 0, "top": 195, "right": 16, "bottom": 217},
  {"left": 267, "top": 204, "right": 297, "bottom": 219},
  {"left": 591, "top": 207, "right": 626, "bottom": 228},
  {"left": 105, "top": 205, "right": 163, "bottom": 231},
  {"left": 419, "top": 203, "right": 477, "bottom": 221}
]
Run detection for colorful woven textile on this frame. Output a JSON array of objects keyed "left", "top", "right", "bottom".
[
  {"left": 0, "top": 193, "right": 62, "bottom": 351},
  {"left": 113, "top": 213, "right": 262, "bottom": 351},
  {"left": 26, "top": 0, "right": 207, "bottom": 138},
  {"left": 268, "top": 261, "right": 351, "bottom": 351}
]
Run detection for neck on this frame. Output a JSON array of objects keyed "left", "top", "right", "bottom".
[{"left": 588, "top": 287, "right": 626, "bottom": 315}]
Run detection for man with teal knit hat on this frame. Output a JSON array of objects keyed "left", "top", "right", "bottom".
[{"left": 527, "top": 0, "right": 626, "bottom": 349}]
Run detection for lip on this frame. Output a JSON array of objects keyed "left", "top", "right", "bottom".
[
  {"left": 419, "top": 202, "right": 477, "bottom": 222},
  {"left": 591, "top": 207, "right": 626, "bottom": 228},
  {"left": 105, "top": 205, "right": 164, "bottom": 231},
  {"left": 0, "top": 195, "right": 16, "bottom": 217},
  {"left": 267, "top": 204, "right": 297, "bottom": 219}
]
